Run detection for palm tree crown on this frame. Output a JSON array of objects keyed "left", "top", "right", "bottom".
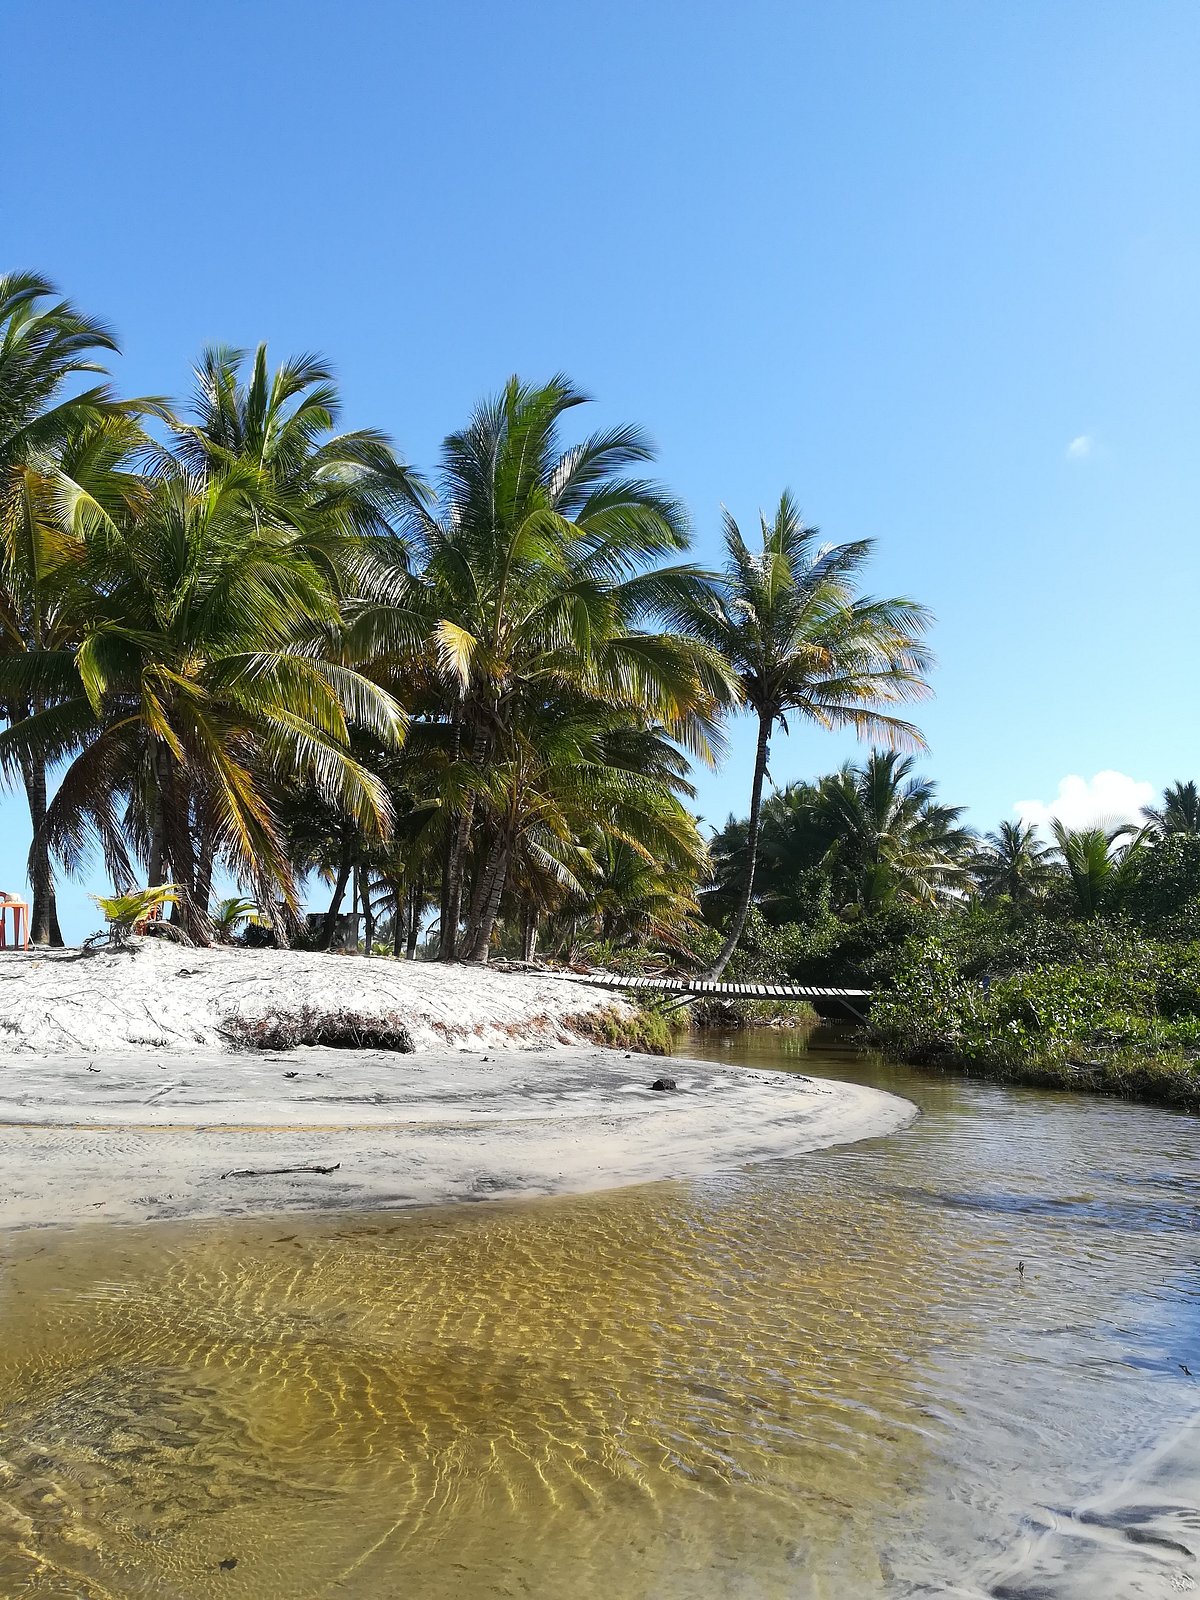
[
  {"left": 673, "top": 491, "right": 933, "bottom": 975},
  {"left": 1144, "top": 780, "right": 1200, "bottom": 839},
  {"left": 973, "top": 819, "right": 1055, "bottom": 902}
]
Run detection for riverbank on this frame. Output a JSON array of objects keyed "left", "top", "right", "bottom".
[
  {"left": 860, "top": 912, "right": 1200, "bottom": 1111},
  {"left": 871, "top": 1037, "right": 1200, "bottom": 1111},
  {"left": 2, "top": 1031, "right": 1194, "bottom": 1599},
  {"left": 0, "top": 944, "right": 913, "bottom": 1229}
]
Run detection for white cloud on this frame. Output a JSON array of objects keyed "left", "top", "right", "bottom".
[
  {"left": 1066, "top": 434, "right": 1093, "bottom": 459},
  {"left": 1014, "top": 771, "right": 1154, "bottom": 835}
]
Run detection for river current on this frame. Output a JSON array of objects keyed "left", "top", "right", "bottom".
[{"left": 0, "top": 1029, "right": 1196, "bottom": 1597}]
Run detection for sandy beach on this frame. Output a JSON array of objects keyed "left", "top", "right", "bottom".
[{"left": 0, "top": 943, "right": 914, "bottom": 1230}]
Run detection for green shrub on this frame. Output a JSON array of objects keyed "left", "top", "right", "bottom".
[{"left": 869, "top": 905, "right": 1200, "bottom": 1109}]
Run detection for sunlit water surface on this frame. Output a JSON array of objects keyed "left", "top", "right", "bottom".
[{"left": 0, "top": 1031, "right": 1197, "bottom": 1598}]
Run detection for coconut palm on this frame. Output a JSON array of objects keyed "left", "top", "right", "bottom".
[
  {"left": 972, "top": 819, "right": 1055, "bottom": 902},
  {"left": 170, "top": 343, "right": 427, "bottom": 913},
  {"left": 670, "top": 492, "right": 933, "bottom": 976},
  {"left": 0, "top": 459, "right": 407, "bottom": 940},
  {"left": 390, "top": 374, "right": 732, "bottom": 961},
  {"left": 0, "top": 273, "right": 127, "bottom": 942},
  {"left": 1050, "top": 820, "right": 1146, "bottom": 918},
  {"left": 802, "top": 751, "right": 973, "bottom": 912},
  {"left": 1144, "top": 780, "right": 1200, "bottom": 839}
]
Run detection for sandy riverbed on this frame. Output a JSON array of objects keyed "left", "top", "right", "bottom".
[{"left": 0, "top": 943, "right": 914, "bottom": 1230}]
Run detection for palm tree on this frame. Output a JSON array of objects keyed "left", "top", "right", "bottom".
[
  {"left": 1049, "top": 820, "right": 1145, "bottom": 918},
  {"left": 0, "top": 458, "right": 407, "bottom": 940},
  {"left": 0, "top": 273, "right": 126, "bottom": 942},
  {"left": 972, "top": 819, "right": 1054, "bottom": 902},
  {"left": 577, "top": 834, "right": 705, "bottom": 953},
  {"left": 672, "top": 492, "right": 933, "bottom": 977},
  {"left": 391, "top": 374, "right": 732, "bottom": 962},
  {"left": 211, "top": 895, "right": 258, "bottom": 943},
  {"left": 172, "top": 343, "right": 423, "bottom": 563},
  {"left": 1144, "top": 780, "right": 1200, "bottom": 839},
  {"left": 170, "top": 343, "right": 425, "bottom": 920},
  {"left": 804, "top": 751, "right": 974, "bottom": 912}
]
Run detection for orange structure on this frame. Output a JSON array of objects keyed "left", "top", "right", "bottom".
[{"left": 0, "top": 895, "right": 29, "bottom": 952}]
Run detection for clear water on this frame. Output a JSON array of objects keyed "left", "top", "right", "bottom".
[{"left": 0, "top": 1030, "right": 1196, "bottom": 1598}]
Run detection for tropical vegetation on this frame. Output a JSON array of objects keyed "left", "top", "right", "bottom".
[
  {"left": 705, "top": 772, "right": 1200, "bottom": 1107},
  {"left": 2, "top": 272, "right": 1196, "bottom": 1108}
]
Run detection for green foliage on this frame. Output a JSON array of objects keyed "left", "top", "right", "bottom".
[
  {"left": 868, "top": 903, "right": 1200, "bottom": 1109},
  {"left": 1156, "top": 944, "right": 1200, "bottom": 1019},
  {"left": 724, "top": 907, "right": 837, "bottom": 982},
  {"left": 567, "top": 1001, "right": 680, "bottom": 1055},
  {"left": 211, "top": 896, "right": 257, "bottom": 942},
  {"left": 90, "top": 883, "right": 178, "bottom": 942},
  {"left": 1127, "top": 834, "right": 1200, "bottom": 928}
]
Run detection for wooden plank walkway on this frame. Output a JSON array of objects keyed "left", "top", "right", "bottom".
[{"left": 549, "top": 972, "right": 871, "bottom": 1002}]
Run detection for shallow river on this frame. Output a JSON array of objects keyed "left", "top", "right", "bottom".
[{"left": 0, "top": 1031, "right": 1197, "bottom": 1598}]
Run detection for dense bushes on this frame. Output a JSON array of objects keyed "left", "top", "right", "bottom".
[{"left": 867, "top": 912, "right": 1200, "bottom": 1108}]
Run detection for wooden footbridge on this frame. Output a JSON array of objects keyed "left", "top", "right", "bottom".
[{"left": 554, "top": 971, "right": 872, "bottom": 1021}]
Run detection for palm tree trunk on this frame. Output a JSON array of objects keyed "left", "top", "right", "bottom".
[
  {"left": 465, "top": 840, "right": 509, "bottom": 964},
  {"left": 706, "top": 711, "right": 772, "bottom": 979},
  {"left": 392, "top": 885, "right": 405, "bottom": 957},
  {"left": 406, "top": 879, "right": 421, "bottom": 960},
  {"left": 147, "top": 795, "right": 166, "bottom": 886},
  {"left": 521, "top": 905, "right": 537, "bottom": 962},
  {"left": 361, "top": 867, "right": 375, "bottom": 954},
  {"left": 318, "top": 844, "right": 354, "bottom": 951},
  {"left": 440, "top": 802, "right": 475, "bottom": 960},
  {"left": 442, "top": 722, "right": 489, "bottom": 961},
  {"left": 439, "top": 719, "right": 465, "bottom": 961},
  {"left": 195, "top": 823, "right": 216, "bottom": 918},
  {"left": 20, "top": 751, "right": 60, "bottom": 945},
  {"left": 461, "top": 828, "right": 495, "bottom": 954}
]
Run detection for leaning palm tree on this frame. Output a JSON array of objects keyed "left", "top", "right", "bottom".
[
  {"left": 672, "top": 492, "right": 933, "bottom": 977},
  {"left": 0, "top": 273, "right": 127, "bottom": 942},
  {"left": 1144, "top": 780, "right": 1200, "bottom": 839},
  {"left": 972, "top": 819, "right": 1055, "bottom": 902}
]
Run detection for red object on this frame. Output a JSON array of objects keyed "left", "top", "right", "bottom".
[{"left": 0, "top": 898, "right": 30, "bottom": 951}]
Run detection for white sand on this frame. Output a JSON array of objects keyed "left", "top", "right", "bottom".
[
  {"left": 0, "top": 941, "right": 631, "bottom": 1054},
  {"left": 0, "top": 943, "right": 914, "bottom": 1230}
]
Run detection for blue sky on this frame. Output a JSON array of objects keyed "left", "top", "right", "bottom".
[{"left": 3, "top": 1, "right": 1198, "bottom": 938}]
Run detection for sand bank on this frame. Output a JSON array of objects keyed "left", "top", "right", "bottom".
[
  {"left": 0, "top": 941, "right": 631, "bottom": 1055},
  {"left": 0, "top": 944, "right": 914, "bottom": 1230}
]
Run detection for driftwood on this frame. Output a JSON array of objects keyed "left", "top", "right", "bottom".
[{"left": 220, "top": 1162, "right": 341, "bottom": 1181}]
